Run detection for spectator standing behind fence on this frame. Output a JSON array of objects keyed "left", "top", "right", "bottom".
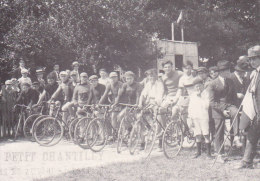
[
  {"left": 71, "top": 61, "right": 80, "bottom": 83},
  {"left": 0, "top": 80, "right": 16, "bottom": 138}
]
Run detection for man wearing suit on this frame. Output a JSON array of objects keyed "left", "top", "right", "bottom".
[
  {"left": 236, "top": 45, "right": 260, "bottom": 169},
  {"left": 229, "top": 61, "right": 250, "bottom": 146},
  {"left": 207, "top": 60, "right": 238, "bottom": 163},
  {"left": 48, "top": 64, "right": 60, "bottom": 83}
]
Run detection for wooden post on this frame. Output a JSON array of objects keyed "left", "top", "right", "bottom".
[{"left": 171, "top": 23, "right": 175, "bottom": 41}]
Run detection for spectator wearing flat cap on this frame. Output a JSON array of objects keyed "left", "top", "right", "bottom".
[
  {"left": 196, "top": 67, "right": 212, "bottom": 89},
  {"left": 18, "top": 69, "right": 32, "bottom": 88},
  {"left": 237, "top": 45, "right": 260, "bottom": 169},
  {"left": 89, "top": 75, "right": 106, "bottom": 104},
  {"left": 1, "top": 80, "right": 16, "bottom": 137},
  {"left": 16, "top": 82, "right": 39, "bottom": 107},
  {"left": 206, "top": 60, "right": 238, "bottom": 162},
  {"left": 35, "top": 68, "right": 46, "bottom": 89},
  {"left": 71, "top": 61, "right": 80, "bottom": 83}
]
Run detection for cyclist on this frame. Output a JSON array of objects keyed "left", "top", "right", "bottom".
[
  {"left": 158, "top": 61, "right": 183, "bottom": 150},
  {"left": 113, "top": 71, "right": 142, "bottom": 135},
  {"left": 98, "top": 68, "right": 110, "bottom": 86},
  {"left": 138, "top": 69, "right": 165, "bottom": 149},
  {"left": 99, "top": 72, "right": 123, "bottom": 130},
  {"left": 89, "top": 75, "right": 106, "bottom": 104},
  {"left": 50, "top": 71, "right": 74, "bottom": 124}
]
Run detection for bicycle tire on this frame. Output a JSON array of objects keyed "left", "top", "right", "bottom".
[
  {"left": 69, "top": 118, "right": 79, "bottom": 143},
  {"left": 74, "top": 117, "right": 92, "bottom": 148},
  {"left": 86, "top": 118, "right": 107, "bottom": 152},
  {"left": 162, "top": 121, "right": 183, "bottom": 159},
  {"left": 117, "top": 117, "right": 128, "bottom": 154},
  {"left": 144, "top": 121, "right": 158, "bottom": 158},
  {"left": 23, "top": 114, "right": 41, "bottom": 141},
  {"left": 129, "top": 121, "right": 141, "bottom": 155},
  {"left": 34, "top": 117, "right": 63, "bottom": 147}
]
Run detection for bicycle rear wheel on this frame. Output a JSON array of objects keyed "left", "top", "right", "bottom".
[
  {"left": 144, "top": 121, "right": 158, "bottom": 158},
  {"left": 33, "top": 117, "right": 63, "bottom": 147},
  {"left": 162, "top": 121, "right": 183, "bottom": 159},
  {"left": 86, "top": 118, "right": 107, "bottom": 152},
  {"left": 74, "top": 117, "right": 92, "bottom": 148},
  {"left": 117, "top": 117, "right": 129, "bottom": 154},
  {"left": 129, "top": 121, "right": 141, "bottom": 155},
  {"left": 23, "top": 114, "right": 41, "bottom": 141}
]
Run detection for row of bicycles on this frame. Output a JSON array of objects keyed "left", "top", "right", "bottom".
[{"left": 14, "top": 101, "right": 197, "bottom": 159}]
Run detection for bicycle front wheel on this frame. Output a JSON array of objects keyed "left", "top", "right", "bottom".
[
  {"left": 117, "top": 117, "right": 129, "bottom": 154},
  {"left": 129, "top": 121, "right": 141, "bottom": 155},
  {"left": 162, "top": 121, "right": 183, "bottom": 159},
  {"left": 33, "top": 117, "right": 63, "bottom": 147},
  {"left": 86, "top": 118, "right": 107, "bottom": 152},
  {"left": 23, "top": 114, "right": 41, "bottom": 141},
  {"left": 144, "top": 121, "right": 158, "bottom": 158},
  {"left": 74, "top": 117, "right": 92, "bottom": 148}
]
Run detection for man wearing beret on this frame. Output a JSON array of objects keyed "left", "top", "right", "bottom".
[
  {"left": 207, "top": 60, "right": 238, "bottom": 163},
  {"left": 236, "top": 45, "right": 260, "bottom": 169}
]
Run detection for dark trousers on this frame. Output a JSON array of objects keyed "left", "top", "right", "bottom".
[
  {"left": 242, "top": 122, "right": 260, "bottom": 163},
  {"left": 226, "top": 105, "right": 239, "bottom": 136},
  {"left": 212, "top": 118, "right": 225, "bottom": 154}
]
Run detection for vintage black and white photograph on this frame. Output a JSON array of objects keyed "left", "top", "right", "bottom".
[{"left": 0, "top": 0, "right": 259, "bottom": 180}]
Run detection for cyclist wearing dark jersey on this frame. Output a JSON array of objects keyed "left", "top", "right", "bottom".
[{"left": 89, "top": 75, "right": 106, "bottom": 104}]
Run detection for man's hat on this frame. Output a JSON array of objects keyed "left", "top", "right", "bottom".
[
  {"left": 21, "top": 69, "right": 29, "bottom": 74},
  {"left": 234, "top": 62, "right": 249, "bottom": 72},
  {"left": 80, "top": 72, "right": 88, "bottom": 77},
  {"left": 237, "top": 55, "right": 249, "bottom": 64},
  {"left": 89, "top": 75, "right": 98, "bottom": 80},
  {"left": 196, "top": 67, "right": 208, "bottom": 73},
  {"left": 32, "top": 81, "right": 40, "bottom": 86},
  {"left": 5, "top": 80, "right": 12, "bottom": 85},
  {"left": 36, "top": 68, "right": 45, "bottom": 74},
  {"left": 72, "top": 61, "right": 79, "bottom": 67},
  {"left": 21, "top": 82, "right": 31, "bottom": 87},
  {"left": 217, "top": 60, "right": 230, "bottom": 71},
  {"left": 124, "top": 71, "right": 135, "bottom": 78},
  {"left": 70, "top": 71, "right": 77, "bottom": 76},
  {"left": 109, "top": 72, "right": 118, "bottom": 78},
  {"left": 59, "top": 71, "right": 68, "bottom": 76},
  {"left": 209, "top": 66, "right": 218, "bottom": 72},
  {"left": 248, "top": 45, "right": 260, "bottom": 58}
]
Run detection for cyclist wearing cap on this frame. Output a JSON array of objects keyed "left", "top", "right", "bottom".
[
  {"left": 50, "top": 71, "right": 74, "bottom": 123},
  {"left": 99, "top": 71, "right": 123, "bottom": 130},
  {"left": 16, "top": 83, "right": 39, "bottom": 107},
  {"left": 113, "top": 71, "right": 142, "bottom": 131},
  {"left": 70, "top": 72, "right": 92, "bottom": 118},
  {"left": 99, "top": 72, "right": 123, "bottom": 104},
  {"left": 89, "top": 75, "right": 106, "bottom": 104}
]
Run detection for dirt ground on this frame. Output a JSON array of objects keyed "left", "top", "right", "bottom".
[{"left": 0, "top": 138, "right": 259, "bottom": 181}]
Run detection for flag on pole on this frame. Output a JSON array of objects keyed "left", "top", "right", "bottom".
[
  {"left": 176, "top": 10, "right": 183, "bottom": 24},
  {"left": 240, "top": 70, "right": 259, "bottom": 129}
]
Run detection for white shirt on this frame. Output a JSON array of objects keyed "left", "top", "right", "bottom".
[
  {"left": 178, "top": 74, "right": 196, "bottom": 95},
  {"left": 188, "top": 91, "right": 209, "bottom": 120},
  {"left": 140, "top": 80, "right": 164, "bottom": 105},
  {"left": 18, "top": 77, "right": 32, "bottom": 86},
  {"left": 98, "top": 78, "right": 110, "bottom": 86}
]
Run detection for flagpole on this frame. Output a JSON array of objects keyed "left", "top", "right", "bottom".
[
  {"left": 171, "top": 23, "right": 175, "bottom": 41},
  {"left": 181, "top": 25, "right": 184, "bottom": 42}
]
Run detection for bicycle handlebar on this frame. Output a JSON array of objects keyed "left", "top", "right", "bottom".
[
  {"left": 14, "top": 104, "right": 30, "bottom": 109},
  {"left": 118, "top": 103, "right": 137, "bottom": 107}
]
